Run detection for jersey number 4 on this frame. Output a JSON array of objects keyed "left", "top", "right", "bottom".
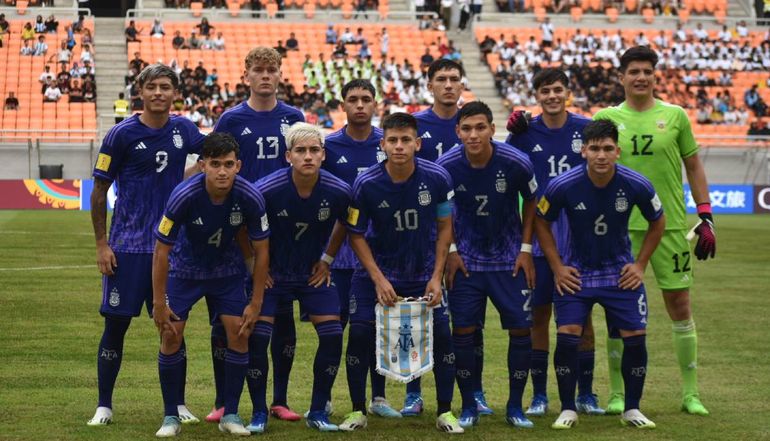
[{"left": 631, "top": 134, "right": 653, "bottom": 156}]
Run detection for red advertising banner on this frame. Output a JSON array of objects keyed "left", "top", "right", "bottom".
[{"left": 0, "top": 180, "right": 82, "bottom": 210}]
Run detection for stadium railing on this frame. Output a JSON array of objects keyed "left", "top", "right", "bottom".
[{"left": 125, "top": 7, "right": 428, "bottom": 21}]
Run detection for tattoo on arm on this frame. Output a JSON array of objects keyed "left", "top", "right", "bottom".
[{"left": 91, "top": 178, "right": 110, "bottom": 242}]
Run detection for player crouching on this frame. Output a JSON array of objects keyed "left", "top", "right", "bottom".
[
  {"left": 535, "top": 120, "right": 665, "bottom": 430},
  {"left": 151, "top": 133, "right": 270, "bottom": 437}
]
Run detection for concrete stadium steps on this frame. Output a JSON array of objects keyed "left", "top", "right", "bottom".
[{"left": 94, "top": 17, "right": 128, "bottom": 140}]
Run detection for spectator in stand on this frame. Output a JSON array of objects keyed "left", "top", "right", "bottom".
[
  {"left": 44, "top": 83, "right": 62, "bottom": 102},
  {"left": 540, "top": 18, "right": 554, "bottom": 47},
  {"left": 45, "top": 15, "right": 59, "bottom": 33},
  {"left": 80, "top": 44, "right": 94, "bottom": 65},
  {"left": 34, "top": 15, "right": 46, "bottom": 34},
  {"left": 33, "top": 35, "right": 48, "bottom": 57},
  {"left": 717, "top": 25, "right": 732, "bottom": 43},
  {"left": 69, "top": 79, "right": 84, "bottom": 103},
  {"left": 471, "top": 0, "right": 483, "bottom": 19},
  {"left": 151, "top": 19, "right": 165, "bottom": 38},
  {"left": 21, "top": 22, "right": 35, "bottom": 42},
  {"left": 172, "top": 31, "right": 185, "bottom": 49},
  {"left": 414, "top": 0, "right": 426, "bottom": 18},
  {"left": 341, "top": 27, "right": 355, "bottom": 44},
  {"left": 20, "top": 39, "right": 35, "bottom": 56},
  {"left": 82, "top": 28, "right": 94, "bottom": 46},
  {"left": 326, "top": 25, "right": 338, "bottom": 44},
  {"left": 745, "top": 85, "right": 767, "bottom": 116},
  {"left": 49, "top": 40, "right": 71, "bottom": 69},
  {"left": 5, "top": 92, "right": 19, "bottom": 110},
  {"left": 354, "top": 0, "right": 370, "bottom": 19},
  {"left": 39, "top": 65, "right": 55, "bottom": 89},
  {"left": 188, "top": 30, "right": 201, "bottom": 49},
  {"left": 458, "top": 0, "right": 471, "bottom": 31},
  {"left": 440, "top": 0, "right": 453, "bottom": 29},
  {"left": 83, "top": 81, "right": 96, "bottom": 103},
  {"left": 72, "top": 12, "right": 86, "bottom": 33},
  {"left": 196, "top": 17, "right": 214, "bottom": 37},
  {"left": 736, "top": 20, "right": 749, "bottom": 38},
  {"left": 125, "top": 20, "right": 142, "bottom": 42},
  {"left": 0, "top": 14, "right": 9, "bottom": 35},
  {"left": 286, "top": 32, "right": 299, "bottom": 51},
  {"left": 380, "top": 28, "right": 389, "bottom": 57},
  {"left": 421, "top": 47, "right": 435, "bottom": 68},
  {"left": 693, "top": 23, "right": 709, "bottom": 42},
  {"left": 212, "top": 32, "right": 225, "bottom": 50},
  {"left": 274, "top": 40, "right": 288, "bottom": 57}
]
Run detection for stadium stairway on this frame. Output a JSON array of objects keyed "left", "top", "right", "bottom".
[
  {"left": 453, "top": 36, "right": 509, "bottom": 139},
  {"left": 94, "top": 17, "right": 128, "bottom": 140}
]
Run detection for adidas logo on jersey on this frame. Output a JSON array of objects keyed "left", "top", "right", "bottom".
[
  {"left": 378, "top": 200, "right": 390, "bottom": 208},
  {"left": 574, "top": 202, "right": 587, "bottom": 210},
  {"left": 337, "top": 156, "right": 348, "bottom": 164},
  {"left": 420, "top": 131, "right": 432, "bottom": 139},
  {"left": 277, "top": 209, "right": 288, "bottom": 217},
  {"left": 532, "top": 144, "right": 543, "bottom": 152},
  {"left": 192, "top": 217, "right": 203, "bottom": 225},
  {"left": 241, "top": 127, "right": 252, "bottom": 136},
  {"left": 455, "top": 184, "right": 467, "bottom": 192},
  {"left": 617, "top": 123, "right": 626, "bottom": 131},
  {"left": 134, "top": 142, "right": 147, "bottom": 150}
]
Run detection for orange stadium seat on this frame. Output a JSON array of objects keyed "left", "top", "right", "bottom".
[
  {"left": 190, "top": 1, "right": 204, "bottom": 16},
  {"left": 227, "top": 0, "right": 241, "bottom": 16},
  {"left": 642, "top": 7, "right": 654, "bottom": 23},
  {"left": 714, "top": 8, "right": 726, "bottom": 23},
  {"left": 624, "top": 0, "right": 637, "bottom": 11},
  {"left": 570, "top": 6, "right": 583, "bottom": 21},
  {"left": 678, "top": 8, "right": 690, "bottom": 23},
  {"left": 605, "top": 6, "right": 619, "bottom": 21}
]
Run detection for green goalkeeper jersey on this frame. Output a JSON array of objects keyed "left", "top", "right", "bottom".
[{"left": 594, "top": 100, "right": 698, "bottom": 231}]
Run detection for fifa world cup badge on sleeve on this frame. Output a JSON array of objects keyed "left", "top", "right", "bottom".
[{"left": 375, "top": 301, "right": 434, "bottom": 383}]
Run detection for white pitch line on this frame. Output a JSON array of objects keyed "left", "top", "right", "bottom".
[
  {"left": 0, "top": 264, "right": 93, "bottom": 272},
  {"left": 3, "top": 231, "right": 92, "bottom": 236}
]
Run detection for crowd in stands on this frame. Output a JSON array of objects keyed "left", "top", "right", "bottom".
[
  {"left": 480, "top": 22, "right": 770, "bottom": 129},
  {"left": 1, "top": 13, "right": 96, "bottom": 105},
  {"left": 125, "top": 18, "right": 467, "bottom": 128}
]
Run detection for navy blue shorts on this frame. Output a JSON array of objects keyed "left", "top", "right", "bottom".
[
  {"left": 531, "top": 256, "right": 555, "bottom": 308},
  {"left": 449, "top": 271, "right": 532, "bottom": 329},
  {"left": 100, "top": 252, "right": 153, "bottom": 318},
  {"left": 167, "top": 275, "right": 248, "bottom": 322},
  {"left": 554, "top": 285, "right": 648, "bottom": 331},
  {"left": 245, "top": 274, "right": 295, "bottom": 317},
  {"left": 261, "top": 281, "right": 340, "bottom": 318},
  {"left": 349, "top": 274, "right": 450, "bottom": 324},
  {"left": 299, "top": 268, "right": 353, "bottom": 323}
]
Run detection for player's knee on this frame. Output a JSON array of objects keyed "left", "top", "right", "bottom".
[
  {"left": 508, "top": 328, "right": 530, "bottom": 337},
  {"left": 557, "top": 324, "right": 583, "bottom": 336},
  {"left": 663, "top": 290, "right": 691, "bottom": 320},
  {"left": 453, "top": 325, "right": 476, "bottom": 335},
  {"left": 579, "top": 327, "right": 595, "bottom": 350},
  {"left": 161, "top": 331, "right": 184, "bottom": 354}
]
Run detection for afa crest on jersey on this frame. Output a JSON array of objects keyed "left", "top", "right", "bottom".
[
  {"left": 172, "top": 128, "right": 184, "bottom": 149},
  {"left": 318, "top": 200, "right": 331, "bottom": 221},
  {"left": 280, "top": 117, "right": 290, "bottom": 136},
  {"left": 656, "top": 119, "right": 666, "bottom": 130},
  {"left": 418, "top": 183, "right": 431, "bottom": 206},
  {"left": 230, "top": 204, "right": 243, "bottom": 226},
  {"left": 495, "top": 170, "right": 507, "bottom": 193},
  {"left": 615, "top": 189, "right": 628, "bottom": 212},
  {"left": 571, "top": 131, "right": 583, "bottom": 153},
  {"left": 109, "top": 287, "right": 120, "bottom": 307}
]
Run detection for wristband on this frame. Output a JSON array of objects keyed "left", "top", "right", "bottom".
[
  {"left": 320, "top": 253, "right": 334, "bottom": 265},
  {"left": 520, "top": 243, "right": 533, "bottom": 254},
  {"left": 696, "top": 202, "right": 712, "bottom": 215},
  {"left": 449, "top": 243, "right": 458, "bottom": 254}
]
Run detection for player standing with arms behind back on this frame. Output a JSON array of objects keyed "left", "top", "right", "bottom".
[
  {"left": 594, "top": 46, "right": 715, "bottom": 416},
  {"left": 438, "top": 102, "right": 538, "bottom": 429},
  {"left": 536, "top": 119, "right": 665, "bottom": 430},
  {"left": 210, "top": 46, "right": 305, "bottom": 423},
  {"left": 506, "top": 68, "right": 604, "bottom": 417},
  {"left": 88, "top": 64, "right": 205, "bottom": 427}
]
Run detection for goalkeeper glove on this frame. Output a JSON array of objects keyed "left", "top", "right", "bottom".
[
  {"left": 693, "top": 203, "right": 716, "bottom": 260},
  {"left": 506, "top": 110, "right": 531, "bottom": 135}
]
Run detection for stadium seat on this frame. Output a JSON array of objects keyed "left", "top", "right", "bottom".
[
  {"left": 623, "top": 0, "right": 637, "bottom": 12},
  {"left": 227, "top": 0, "right": 241, "bottom": 16},
  {"left": 304, "top": 1, "right": 316, "bottom": 17},
  {"left": 605, "top": 6, "right": 619, "bottom": 22},
  {"left": 678, "top": 8, "right": 690, "bottom": 23},
  {"left": 642, "top": 7, "right": 654, "bottom": 23},
  {"left": 714, "top": 8, "right": 726, "bottom": 23},
  {"left": 190, "top": 1, "right": 203, "bottom": 16},
  {"left": 534, "top": 6, "right": 547, "bottom": 22},
  {"left": 570, "top": 6, "right": 583, "bottom": 22}
]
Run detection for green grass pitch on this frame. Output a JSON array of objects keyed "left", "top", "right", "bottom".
[{"left": 1, "top": 211, "right": 769, "bottom": 441}]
